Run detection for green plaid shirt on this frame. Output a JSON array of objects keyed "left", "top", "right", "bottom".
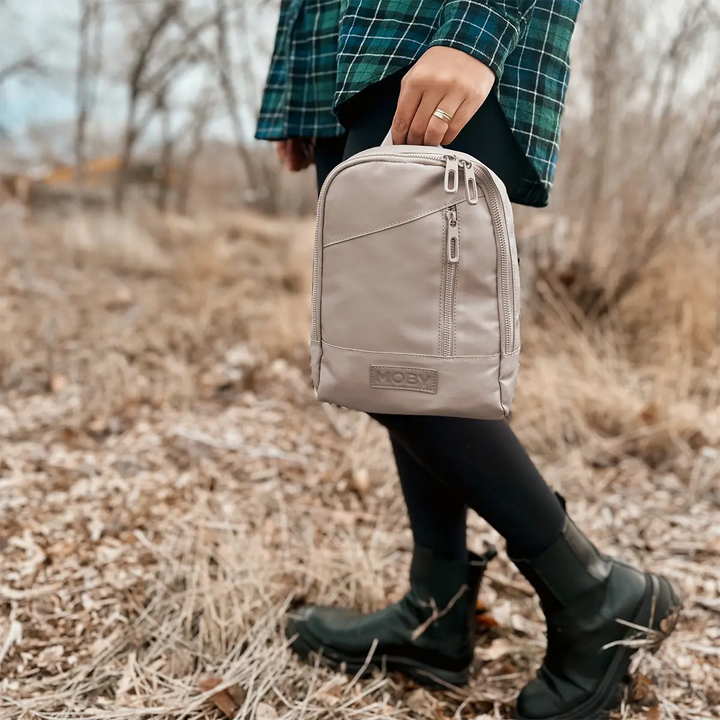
[{"left": 256, "top": 1, "right": 582, "bottom": 206}]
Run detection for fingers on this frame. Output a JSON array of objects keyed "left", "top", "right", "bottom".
[
  {"left": 397, "top": 89, "right": 479, "bottom": 147},
  {"left": 392, "top": 74, "right": 423, "bottom": 144},
  {"left": 423, "top": 94, "right": 464, "bottom": 146},
  {"left": 276, "top": 140, "right": 290, "bottom": 169},
  {"left": 294, "top": 139, "right": 314, "bottom": 170},
  {"left": 392, "top": 72, "right": 473, "bottom": 148},
  {"left": 442, "top": 97, "right": 482, "bottom": 145},
  {"left": 277, "top": 139, "right": 315, "bottom": 171},
  {"left": 405, "top": 90, "right": 443, "bottom": 145},
  {"left": 277, "top": 140, "right": 300, "bottom": 171}
]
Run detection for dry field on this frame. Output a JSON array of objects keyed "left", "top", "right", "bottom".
[{"left": 0, "top": 206, "right": 718, "bottom": 720}]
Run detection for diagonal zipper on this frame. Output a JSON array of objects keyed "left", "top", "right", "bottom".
[{"left": 441, "top": 205, "right": 460, "bottom": 356}]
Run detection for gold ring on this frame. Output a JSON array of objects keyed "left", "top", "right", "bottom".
[{"left": 433, "top": 108, "right": 453, "bottom": 124}]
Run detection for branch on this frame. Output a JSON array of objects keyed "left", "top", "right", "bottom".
[
  {"left": 0, "top": 56, "right": 43, "bottom": 86},
  {"left": 173, "top": 11, "right": 219, "bottom": 64},
  {"left": 139, "top": 13, "right": 216, "bottom": 92},
  {"left": 128, "top": 0, "right": 181, "bottom": 97}
]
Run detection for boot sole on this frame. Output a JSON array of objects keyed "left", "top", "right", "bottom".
[
  {"left": 513, "top": 573, "right": 682, "bottom": 720},
  {"left": 286, "top": 617, "right": 471, "bottom": 688}
]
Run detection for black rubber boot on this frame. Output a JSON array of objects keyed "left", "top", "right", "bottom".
[
  {"left": 511, "top": 509, "right": 682, "bottom": 720},
  {"left": 286, "top": 546, "right": 496, "bottom": 687}
]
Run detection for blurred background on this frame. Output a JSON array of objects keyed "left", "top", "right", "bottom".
[{"left": 0, "top": 1, "right": 719, "bottom": 719}]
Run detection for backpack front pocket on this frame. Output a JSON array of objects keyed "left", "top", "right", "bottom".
[{"left": 318, "top": 208, "right": 455, "bottom": 356}]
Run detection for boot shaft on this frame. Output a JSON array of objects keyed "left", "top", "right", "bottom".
[
  {"left": 511, "top": 516, "right": 612, "bottom": 614},
  {"left": 407, "top": 545, "right": 495, "bottom": 651}
]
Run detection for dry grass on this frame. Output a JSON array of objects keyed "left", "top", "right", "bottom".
[{"left": 0, "top": 207, "right": 718, "bottom": 720}]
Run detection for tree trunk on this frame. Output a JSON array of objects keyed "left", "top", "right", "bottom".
[
  {"left": 176, "top": 91, "right": 213, "bottom": 214},
  {"left": 74, "top": 0, "right": 92, "bottom": 203},
  {"left": 214, "top": 0, "right": 269, "bottom": 201},
  {"left": 114, "top": 95, "right": 138, "bottom": 212},
  {"left": 156, "top": 102, "right": 173, "bottom": 212}
]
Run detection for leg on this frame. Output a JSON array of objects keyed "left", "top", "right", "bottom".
[
  {"left": 288, "top": 417, "right": 490, "bottom": 687},
  {"left": 373, "top": 413, "right": 681, "bottom": 719},
  {"left": 391, "top": 438, "right": 467, "bottom": 561},
  {"left": 373, "top": 414, "right": 565, "bottom": 560}
]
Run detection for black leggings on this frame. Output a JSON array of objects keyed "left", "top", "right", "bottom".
[{"left": 315, "top": 72, "right": 565, "bottom": 561}]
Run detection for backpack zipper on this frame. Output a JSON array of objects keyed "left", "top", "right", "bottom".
[
  {"left": 312, "top": 151, "right": 516, "bottom": 354},
  {"left": 444, "top": 155, "right": 459, "bottom": 193},
  {"left": 463, "top": 160, "right": 479, "bottom": 204},
  {"left": 474, "top": 168, "right": 515, "bottom": 354},
  {"left": 441, "top": 205, "right": 460, "bottom": 356}
]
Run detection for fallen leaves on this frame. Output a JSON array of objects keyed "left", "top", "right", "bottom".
[
  {"left": 476, "top": 600, "right": 499, "bottom": 629},
  {"left": 351, "top": 467, "right": 370, "bottom": 494},
  {"left": 34, "top": 644, "right": 65, "bottom": 668},
  {"left": 49, "top": 372, "right": 69, "bottom": 393},
  {"left": 631, "top": 674, "right": 655, "bottom": 703},
  {"left": 476, "top": 638, "right": 514, "bottom": 662},
  {"left": 198, "top": 680, "right": 277, "bottom": 720},
  {"left": 199, "top": 678, "right": 247, "bottom": 717},
  {"left": 628, "top": 673, "right": 663, "bottom": 719}
]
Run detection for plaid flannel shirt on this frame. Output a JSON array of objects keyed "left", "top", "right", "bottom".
[{"left": 256, "top": 0, "right": 582, "bottom": 206}]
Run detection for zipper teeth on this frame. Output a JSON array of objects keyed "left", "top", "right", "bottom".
[
  {"left": 443, "top": 263, "right": 456, "bottom": 355},
  {"left": 443, "top": 206, "right": 458, "bottom": 356},
  {"left": 475, "top": 169, "right": 515, "bottom": 354},
  {"left": 357, "top": 151, "right": 451, "bottom": 162},
  {"left": 311, "top": 195, "right": 322, "bottom": 342}
]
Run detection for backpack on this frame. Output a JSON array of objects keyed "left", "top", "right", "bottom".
[{"left": 310, "top": 133, "right": 520, "bottom": 419}]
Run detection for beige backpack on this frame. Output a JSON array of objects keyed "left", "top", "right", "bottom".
[{"left": 310, "top": 133, "right": 520, "bottom": 420}]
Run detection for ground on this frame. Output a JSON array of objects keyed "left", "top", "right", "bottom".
[{"left": 0, "top": 208, "right": 718, "bottom": 719}]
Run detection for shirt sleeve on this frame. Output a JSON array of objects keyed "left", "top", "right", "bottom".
[{"left": 429, "top": 1, "right": 536, "bottom": 79}]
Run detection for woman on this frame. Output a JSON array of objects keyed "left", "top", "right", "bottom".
[{"left": 256, "top": 2, "right": 680, "bottom": 719}]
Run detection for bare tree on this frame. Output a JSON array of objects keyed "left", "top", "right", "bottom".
[
  {"left": 112, "top": 0, "right": 219, "bottom": 211},
  {"left": 74, "top": 0, "right": 104, "bottom": 200},
  {"left": 113, "top": 0, "right": 179, "bottom": 211},
  {"left": 155, "top": 86, "right": 174, "bottom": 212},
  {"left": 0, "top": 1, "right": 44, "bottom": 109},
  {"left": 213, "top": 0, "right": 283, "bottom": 210},
  {"left": 159, "top": 0, "right": 280, "bottom": 210},
  {"left": 175, "top": 87, "right": 216, "bottom": 214},
  {"left": 548, "top": 0, "right": 720, "bottom": 317},
  {"left": 213, "top": 0, "right": 258, "bottom": 174}
]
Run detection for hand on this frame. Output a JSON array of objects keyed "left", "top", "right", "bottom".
[
  {"left": 391, "top": 46, "right": 496, "bottom": 147},
  {"left": 276, "top": 138, "right": 315, "bottom": 171}
]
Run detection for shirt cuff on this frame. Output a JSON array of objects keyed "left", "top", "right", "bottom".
[{"left": 429, "top": 1, "right": 524, "bottom": 79}]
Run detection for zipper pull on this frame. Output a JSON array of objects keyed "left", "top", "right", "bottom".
[
  {"left": 463, "top": 161, "right": 479, "bottom": 204},
  {"left": 446, "top": 208, "right": 460, "bottom": 262},
  {"left": 444, "top": 155, "right": 459, "bottom": 193}
]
